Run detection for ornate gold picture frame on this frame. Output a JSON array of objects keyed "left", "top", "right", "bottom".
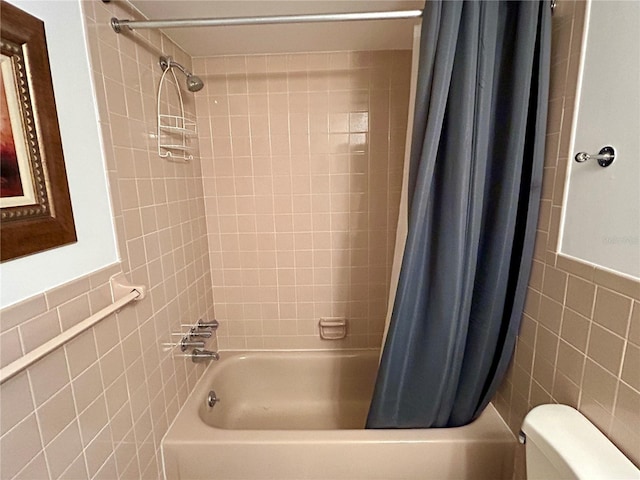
[{"left": 0, "top": 1, "right": 76, "bottom": 261}]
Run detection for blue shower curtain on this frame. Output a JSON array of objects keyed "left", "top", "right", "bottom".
[{"left": 367, "top": 0, "right": 551, "bottom": 428}]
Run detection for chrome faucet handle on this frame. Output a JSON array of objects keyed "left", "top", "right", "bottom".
[
  {"left": 189, "top": 330, "right": 212, "bottom": 338},
  {"left": 182, "top": 340, "right": 205, "bottom": 350},
  {"left": 197, "top": 319, "right": 219, "bottom": 330},
  {"left": 163, "top": 340, "right": 205, "bottom": 352}
]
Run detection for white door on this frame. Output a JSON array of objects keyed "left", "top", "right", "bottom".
[{"left": 560, "top": 0, "right": 640, "bottom": 278}]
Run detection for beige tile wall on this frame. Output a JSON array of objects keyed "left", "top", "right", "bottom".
[
  {"left": 193, "top": 51, "right": 412, "bottom": 349},
  {"left": 0, "top": 1, "right": 215, "bottom": 478},
  {"left": 6, "top": 0, "right": 636, "bottom": 478},
  {"left": 493, "top": 0, "right": 640, "bottom": 475}
]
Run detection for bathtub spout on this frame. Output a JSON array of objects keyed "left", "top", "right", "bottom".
[{"left": 191, "top": 349, "right": 220, "bottom": 363}]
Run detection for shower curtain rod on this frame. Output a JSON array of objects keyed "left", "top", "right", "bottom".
[
  {"left": 109, "top": 2, "right": 555, "bottom": 34},
  {"left": 109, "top": 10, "right": 424, "bottom": 33}
]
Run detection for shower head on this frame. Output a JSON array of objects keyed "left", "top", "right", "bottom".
[
  {"left": 159, "top": 56, "right": 204, "bottom": 92},
  {"left": 186, "top": 74, "right": 204, "bottom": 92}
]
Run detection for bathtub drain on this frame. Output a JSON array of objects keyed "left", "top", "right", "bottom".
[{"left": 207, "top": 390, "right": 220, "bottom": 408}]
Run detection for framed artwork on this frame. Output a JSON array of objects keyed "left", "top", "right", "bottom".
[{"left": 0, "top": 1, "right": 76, "bottom": 261}]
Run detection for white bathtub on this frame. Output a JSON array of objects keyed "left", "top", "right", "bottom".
[{"left": 162, "top": 350, "right": 515, "bottom": 479}]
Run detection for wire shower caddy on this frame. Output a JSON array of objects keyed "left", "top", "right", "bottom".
[{"left": 156, "top": 61, "right": 196, "bottom": 162}]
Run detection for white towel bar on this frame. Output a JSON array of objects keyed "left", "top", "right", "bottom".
[{"left": 0, "top": 275, "right": 145, "bottom": 385}]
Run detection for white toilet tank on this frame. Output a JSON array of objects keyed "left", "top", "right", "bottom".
[{"left": 521, "top": 404, "right": 639, "bottom": 479}]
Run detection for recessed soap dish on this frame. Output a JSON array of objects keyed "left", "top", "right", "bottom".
[{"left": 319, "top": 317, "right": 347, "bottom": 340}]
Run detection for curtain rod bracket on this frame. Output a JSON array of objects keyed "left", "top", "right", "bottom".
[{"left": 111, "top": 17, "right": 122, "bottom": 33}]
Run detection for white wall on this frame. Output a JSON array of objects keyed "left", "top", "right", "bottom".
[
  {"left": 0, "top": 0, "right": 118, "bottom": 307},
  {"left": 560, "top": 0, "right": 640, "bottom": 278}
]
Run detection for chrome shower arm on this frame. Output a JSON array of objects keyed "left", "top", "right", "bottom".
[
  {"left": 159, "top": 56, "right": 204, "bottom": 92},
  {"left": 159, "top": 56, "right": 192, "bottom": 76}
]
